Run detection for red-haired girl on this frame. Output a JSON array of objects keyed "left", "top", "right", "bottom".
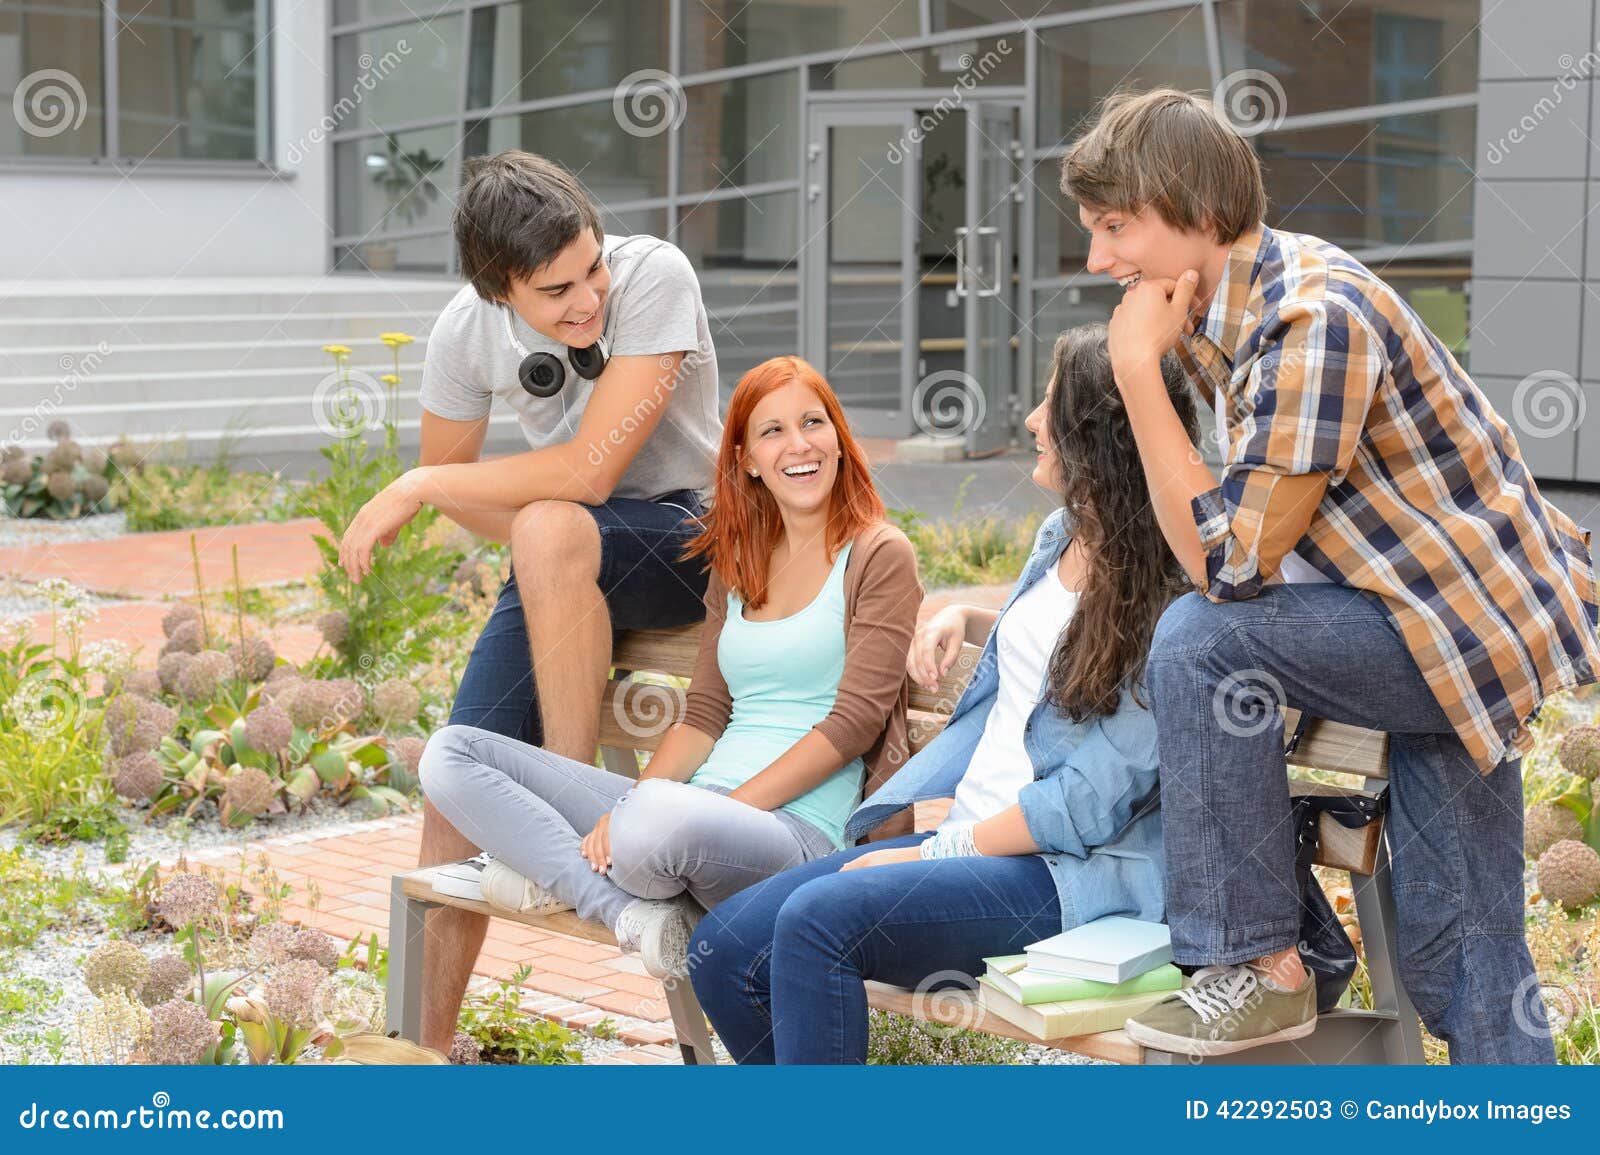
[{"left": 420, "top": 356, "right": 921, "bottom": 978}]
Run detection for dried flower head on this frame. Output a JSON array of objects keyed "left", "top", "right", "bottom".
[
  {"left": 248, "top": 921, "right": 301, "bottom": 966},
  {"left": 149, "top": 997, "right": 218, "bottom": 1065},
  {"left": 231, "top": 636, "right": 277, "bottom": 683},
  {"left": 264, "top": 958, "right": 328, "bottom": 1028},
  {"left": 75, "top": 988, "right": 152, "bottom": 1065},
  {"left": 371, "top": 678, "right": 421, "bottom": 726},
  {"left": 243, "top": 703, "right": 293, "bottom": 755},
  {"left": 223, "top": 765, "right": 277, "bottom": 819},
  {"left": 447, "top": 1031, "right": 482, "bottom": 1065},
  {"left": 83, "top": 940, "right": 150, "bottom": 997},
  {"left": 138, "top": 953, "right": 193, "bottom": 1007},
  {"left": 317, "top": 611, "right": 349, "bottom": 647},
  {"left": 156, "top": 872, "right": 220, "bottom": 929},
  {"left": 112, "top": 750, "right": 166, "bottom": 801},
  {"left": 161, "top": 603, "right": 201, "bottom": 639},
  {"left": 165, "top": 619, "right": 204, "bottom": 655},
  {"left": 156, "top": 651, "right": 193, "bottom": 695}
]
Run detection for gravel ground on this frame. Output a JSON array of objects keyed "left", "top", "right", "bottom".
[
  {"left": 0, "top": 510, "right": 127, "bottom": 550},
  {"left": 0, "top": 793, "right": 409, "bottom": 880}
]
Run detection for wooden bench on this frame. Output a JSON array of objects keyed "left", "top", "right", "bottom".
[{"left": 387, "top": 622, "right": 1424, "bottom": 1065}]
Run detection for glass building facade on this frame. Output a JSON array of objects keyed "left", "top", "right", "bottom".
[{"left": 334, "top": 1, "right": 1478, "bottom": 444}]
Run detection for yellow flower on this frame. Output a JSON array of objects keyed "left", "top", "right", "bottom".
[
  {"left": 379, "top": 332, "right": 415, "bottom": 347},
  {"left": 322, "top": 344, "right": 352, "bottom": 358},
  {"left": 380, "top": 374, "right": 401, "bottom": 385}
]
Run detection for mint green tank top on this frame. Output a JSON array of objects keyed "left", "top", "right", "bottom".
[{"left": 688, "top": 539, "right": 863, "bottom": 849}]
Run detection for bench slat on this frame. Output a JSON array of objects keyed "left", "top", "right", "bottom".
[{"left": 400, "top": 868, "right": 620, "bottom": 944}]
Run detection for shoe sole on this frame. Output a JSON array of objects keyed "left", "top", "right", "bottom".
[{"left": 1123, "top": 1015, "right": 1318, "bottom": 1057}]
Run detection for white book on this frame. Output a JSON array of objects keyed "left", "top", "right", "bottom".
[{"left": 1023, "top": 916, "right": 1173, "bottom": 984}]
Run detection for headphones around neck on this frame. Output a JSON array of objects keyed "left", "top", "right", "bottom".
[{"left": 501, "top": 307, "right": 610, "bottom": 399}]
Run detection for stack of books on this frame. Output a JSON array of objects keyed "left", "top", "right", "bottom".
[{"left": 976, "top": 917, "right": 1182, "bottom": 1040}]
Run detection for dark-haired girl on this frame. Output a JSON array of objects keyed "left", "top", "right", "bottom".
[{"left": 690, "top": 324, "right": 1201, "bottom": 1064}]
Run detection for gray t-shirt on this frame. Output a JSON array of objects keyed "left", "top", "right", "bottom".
[{"left": 419, "top": 233, "right": 722, "bottom": 502}]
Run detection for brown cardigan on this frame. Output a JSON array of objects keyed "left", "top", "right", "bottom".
[{"left": 678, "top": 521, "right": 924, "bottom": 841}]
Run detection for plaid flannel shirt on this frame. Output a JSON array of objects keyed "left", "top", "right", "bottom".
[{"left": 1175, "top": 224, "right": 1600, "bottom": 772}]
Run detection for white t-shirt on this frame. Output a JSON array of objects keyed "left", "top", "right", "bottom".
[
  {"left": 418, "top": 233, "right": 723, "bottom": 502},
  {"left": 1211, "top": 391, "right": 1331, "bottom": 586},
  {"left": 944, "top": 564, "right": 1081, "bottom": 828}
]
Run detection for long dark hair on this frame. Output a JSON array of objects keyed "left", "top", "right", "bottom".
[{"left": 1043, "top": 323, "right": 1200, "bottom": 720}]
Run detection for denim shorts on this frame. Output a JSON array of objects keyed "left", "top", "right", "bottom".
[{"left": 447, "top": 489, "right": 710, "bottom": 745}]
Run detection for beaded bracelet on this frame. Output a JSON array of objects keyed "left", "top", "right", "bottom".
[{"left": 919, "top": 822, "right": 980, "bottom": 860}]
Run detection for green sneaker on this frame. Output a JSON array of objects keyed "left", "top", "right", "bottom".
[{"left": 1123, "top": 964, "right": 1316, "bottom": 1057}]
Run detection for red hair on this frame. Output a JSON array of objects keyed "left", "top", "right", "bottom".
[{"left": 683, "top": 356, "right": 884, "bottom": 610}]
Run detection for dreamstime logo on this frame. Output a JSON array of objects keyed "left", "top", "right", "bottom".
[
  {"left": 1512, "top": 370, "right": 1585, "bottom": 439},
  {"left": 910, "top": 969, "right": 982, "bottom": 1039},
  {"left": 1213, "top": 70, "right": 1288, "bottom": 137},
  {"left": 285, "top": 41, "right": 412, "bottom": 166},
  {"left": 12, "top": 69, "right": 87, "bottom": 138},
  {"left": 887, "top": 40, "right": 1012, "bottom": 164},
  {"left": 612, "top": 677, "right": 685, "bottom": 740},
  {"left": 6, "top": 670, "right": 85, "bottom": 737},
  {"left": 1211, "top": 668, "right": 1286, "bottom": 738},
  {"left": 1485, "top": 46, "right": 1600, "bottom": 165},
  {"left": 912, "top": 371, "right": 986, "bottom": 440},
  {"left": 1510, "top": 971, "right": 1592, "bottom": 1040},
  {"left": 613, "top": 69, "right": 686, "bottom": 138},
  {"left": 311, "top": 369, "right": 386, "bottom": 440},
  {"left": 6, "top": 340, "right": 111, "bottom": 450}
]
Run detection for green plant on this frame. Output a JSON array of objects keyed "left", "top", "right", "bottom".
[
  {"left": 0, "top": 425, "right": 120, "bottom": 520},
  {"left": 20, "top": 796, "right": 129, "bottom": 861},
  {"left": 890, "top": 478, "right": 1041, "bottom": 588},
  {"left": 865, "top": 1008, "right": 1024, "bottom": 1065},
  {"left": 290, "top": 344, "right": 465, "bottom": 677},
  {"left": 457, "top": 965, "right": 584, "bottom": 1065}
]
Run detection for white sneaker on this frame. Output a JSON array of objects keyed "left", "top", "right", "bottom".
[
  {"left": 430, "top": 852, "right": 491, "bottom": 902},
  {"left": 615, "top": 894, "right": 704, "bottom": 979},
  {"left": 480, "top": 859, "right": 573, "bottom": 917}
]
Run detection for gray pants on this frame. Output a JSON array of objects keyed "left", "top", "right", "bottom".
[{"left": 418, "top": 725, "right": 837, "bottom": 931}]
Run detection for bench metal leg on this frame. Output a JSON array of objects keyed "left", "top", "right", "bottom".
[
  {"left": 1352, "top": 838, "right": 1426, "bottom": 1063},
  {"left": 386, "top": 876, "right": 435, "bottom": 1042},
  {"left": 662, "top": 975, "right": 717, "bottom": 1065}
]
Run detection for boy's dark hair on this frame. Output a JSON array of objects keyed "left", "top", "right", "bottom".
[
  {"left": 1061, "top": 87, "right": 1267, "bottom": 245},
  {"left": 454, "top": 150, "right": 604, "bottom": 302}
]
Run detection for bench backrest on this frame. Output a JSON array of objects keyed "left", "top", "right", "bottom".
[{"left": 605, "top": 623, "right": 1388, "bottom": 874}]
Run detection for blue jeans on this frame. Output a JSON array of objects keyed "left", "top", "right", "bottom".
[
  {"left": 689, "top": 833, "right": 1061, "bottom": 1064},
  {"left": 1147, "top": 584, "right": 1552, "bottom": 1064},
  {"left": 447, "top": 490, "right": 709, "bottom": 744}
]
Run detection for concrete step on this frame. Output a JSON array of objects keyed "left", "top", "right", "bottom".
[
  {"left": 0, "top": 276, "right": 461, "bottom": 319},
  {"left": 0, "top": 310, "right": 443, "bottom": 347},
  {"left": 0, "top": 336, "right": 436, "bottom": 377}
]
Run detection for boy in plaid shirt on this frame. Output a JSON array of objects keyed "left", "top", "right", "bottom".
[{"left": 1061, "top": 88, "right": 1599, "bottom": 1061}]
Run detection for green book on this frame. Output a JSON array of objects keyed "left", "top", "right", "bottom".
[
  {"left": 976, "top": 975, "right": 1174, "bottom": 1040},
  {"left": 982, "top": 954, "right": 1183, "bottom": 1006}
]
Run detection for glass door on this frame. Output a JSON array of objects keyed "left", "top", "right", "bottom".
[
  {"left": 804, "top": 106, "right": 919, "bottom": 437},
  {"left": 959, "top": 102, "right": 1020, "bottom": 456}
]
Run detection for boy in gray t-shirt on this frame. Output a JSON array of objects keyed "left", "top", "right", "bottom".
[{"left": 335, "top": 151, "right": 723, "bottom": 1050}]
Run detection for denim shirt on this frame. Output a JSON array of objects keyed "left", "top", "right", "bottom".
[{"left": 844, "top": 508, "right": 1165, "bottom": 931}]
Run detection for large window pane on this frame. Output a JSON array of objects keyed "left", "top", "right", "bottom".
[
  {"left": 1216, "top": 1, "right": 1478, "bottom": 118},
  {"left": 466, "top": 99, "right": 668, "bottom": 205},
  {"left": 681, "top": 71, "right": 798, "bottom": 194},
  {"left": 335, "top": 126, "right": 460, "bottom": 237},
  {"left": 673, "top": 191, "right": 799, "bottom": 314},
  {"left": 599, "top": 202, "right": 667, "bottom": 240},
  {"left": 1256, "top": 106, "right": 1475, "bottom": 251},
  {"left": 335, "top": 0, "right": 456, "bottom": 26},
  {"left": 332, "top": 15, "right": 462, "bottom": 134},
  {"left": 117, "top": 0, "right": 262, "bottom": 162},
  {"left": 0, "top": 3, "right": 105, "bottom": 158},
  {"left": 683, "top": 0, "right": 918, "bottom": 74},
  {"left": 811, "top": 34, "right": 1022, "bottom": 90},
  {"left": 708, "top": 308, "right": 799, "bottom": 397},
  {"left": 465, "top": 1, "right": 668, "bottom": 110},
  {"left": 1033, "top": 158, "right": 1089, "bottom": 279},
  {"left": 334, "top": 232, "right": 453, "bottom": 275},
  {"left": 934, "top": 1, "right": 1142, "bottom": 30},
  {"left": 1036, "top": 6, "right": 1211, "bottom": 150}
]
